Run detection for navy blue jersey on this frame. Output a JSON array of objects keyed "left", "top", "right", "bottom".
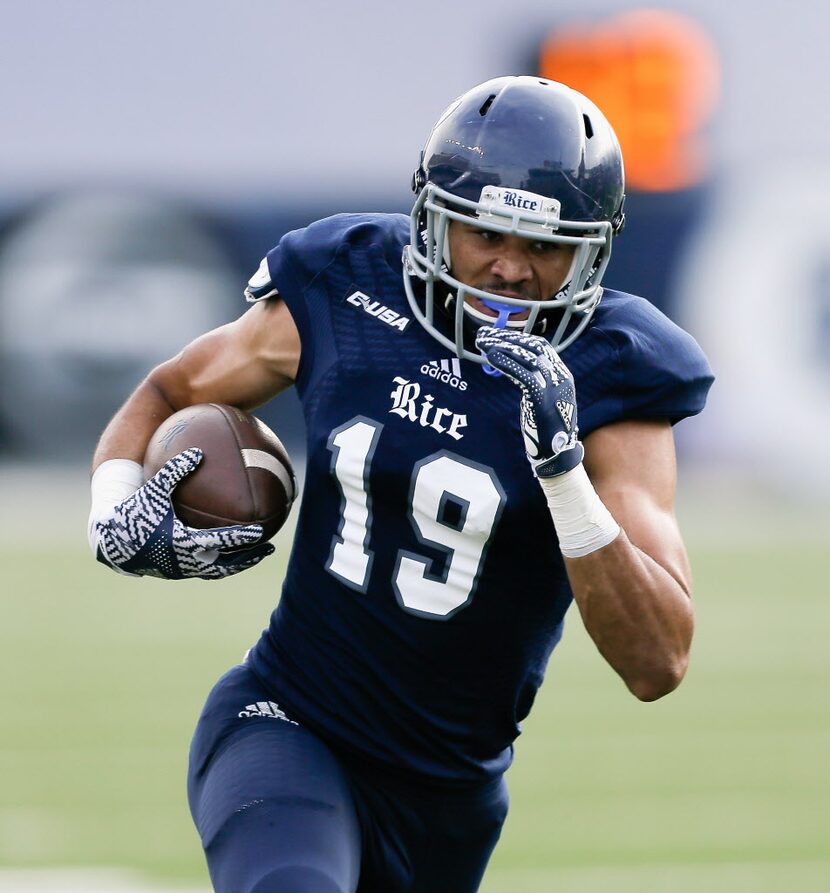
[{"left": 246, "top": 213, "right": 713, "bottom": 784}]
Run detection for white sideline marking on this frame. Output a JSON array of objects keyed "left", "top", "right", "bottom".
[
  {"left": 0, "top": 869, "right": 207, "bottom": 892},
  {"left": 480, "top": 861, "right": 830, "bottom": 893},
  {"left": 2, "top": 862, "right": 829, "bottom": 892}
]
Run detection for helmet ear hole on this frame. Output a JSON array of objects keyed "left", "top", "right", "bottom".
[
  {"left": 411, "top": 152, "right": 427, "bottom": 194},
  {"left": 612, "top": 196, "right": 626, "bottom": 234}
]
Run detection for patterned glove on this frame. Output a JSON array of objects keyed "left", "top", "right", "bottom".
[
  {"left": 476, "top": 327, "right": 584, "bottom": 477},
  {"left": 92, "top": 448, "right": 274, "bottom": 579}
]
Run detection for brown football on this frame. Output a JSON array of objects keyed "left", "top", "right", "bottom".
[{"left": 143, "top": 403, "right": 297, "bottom": 541}]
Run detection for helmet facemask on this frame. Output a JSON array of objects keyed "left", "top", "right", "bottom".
[{"left": 403, "top": 182, "right": 614, "bottom": 362}]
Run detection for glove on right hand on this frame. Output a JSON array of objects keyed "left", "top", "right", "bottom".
[{"left": 475, "top": 326, "right": 584, "bottom": 477}]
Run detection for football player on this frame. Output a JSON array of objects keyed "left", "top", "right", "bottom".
[{"left": 89, "top": 77, "right": 713, "bottom": 893}]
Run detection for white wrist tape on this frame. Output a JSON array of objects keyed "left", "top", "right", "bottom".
[
  {"left": 88, "top": 459, "right": 144, "bottom": 554},
  {"left": 538, "top": 463, "right": 620, "bottom": 558}
]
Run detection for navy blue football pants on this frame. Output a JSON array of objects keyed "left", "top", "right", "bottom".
[{"left": 188, "top": 665, "right": 509, "bottom": 893}]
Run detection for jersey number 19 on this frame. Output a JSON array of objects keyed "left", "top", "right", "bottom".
[{"left": 326, "top": 417, "right": 505, "bottom": 619}]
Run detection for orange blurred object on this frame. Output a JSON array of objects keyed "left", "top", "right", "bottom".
[{"left": 540, "top": 9, "right": 720, "bottom": 191}]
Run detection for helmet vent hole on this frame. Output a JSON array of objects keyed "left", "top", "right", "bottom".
[
  {"left": 479, "top": 94, "right": 497, "bottom": 116},
  {"left": 583, "top": 114, "right": 594, "bottom": 139}
]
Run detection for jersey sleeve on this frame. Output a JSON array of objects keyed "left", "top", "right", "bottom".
[
  {"left": 243, "top": 215, "right": 362, "bottom": 392},
  {"left": 576, "top": 294, "right": 714, "bottom": 436}
]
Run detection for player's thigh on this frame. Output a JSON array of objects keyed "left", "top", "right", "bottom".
[
  {"left": 188, "top": 666, "right": 361, "bottom": 893},
  {"left": 411, "top": 774, "right": 509, "bottom": 893},
  {"left": 351, "top": 764, "right": 508, "bottom": 893}
]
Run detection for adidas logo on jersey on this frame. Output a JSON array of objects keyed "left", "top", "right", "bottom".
[
  {"left": 238, "top": 701, "right": 299, "bottom": 724},
  {"left": 420, "top": 359, "right": 467, "bottom": 391},
  {"left": 346, "top": 291, "right": 411, "bottom": 332}
]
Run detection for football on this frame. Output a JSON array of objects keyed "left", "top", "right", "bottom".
[{"left": 143, "top": 403, "right": 297, "bottom": 541}]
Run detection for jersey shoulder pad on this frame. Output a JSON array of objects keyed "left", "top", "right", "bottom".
[
  {"left": 573, "top": 289, "right": 714, "bottom": 434},
  {"left": 243, "top": 213, "right": 408, "bottom": 305},
  {"left": 244, "top": 257, "right": 279, "bottom": 303}
]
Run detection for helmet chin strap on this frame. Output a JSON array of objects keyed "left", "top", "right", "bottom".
[{"left": 479, "top": 298, "right": 514, "bottom": 377}]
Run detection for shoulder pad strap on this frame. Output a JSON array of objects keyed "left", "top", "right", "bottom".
[{"left": 244, "top": 257, "right": 279, "bottom": 303}]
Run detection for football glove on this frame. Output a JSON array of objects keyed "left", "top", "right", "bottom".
[
  {"left": 91, "top": 448, "right": 274, "bottom": 579},
  {"left": 476, "top": 326, "right": 584, "bottom": 477}
]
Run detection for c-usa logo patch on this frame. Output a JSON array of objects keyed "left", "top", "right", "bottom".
[{"left": 346, "top": 291, "right": 410, "bottom": 332}]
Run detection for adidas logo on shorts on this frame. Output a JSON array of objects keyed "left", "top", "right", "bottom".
[
  {"left": 238, "top": 701, "right": 299, "bottom": 725},
  {"left": 420, "top": 358, "right": 467, "bottom": 391}
]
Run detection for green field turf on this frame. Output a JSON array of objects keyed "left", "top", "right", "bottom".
[{"left": 1, "top": 497, "right": 828, "bottom": 891}]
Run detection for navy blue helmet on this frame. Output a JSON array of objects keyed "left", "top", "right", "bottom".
[{"left": 403, "top": 76, "right": 626, "bottom": 360}]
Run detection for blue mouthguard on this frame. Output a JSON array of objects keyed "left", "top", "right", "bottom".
[{"left": 480, "top": 299, "right": 514, "bottom": 377}]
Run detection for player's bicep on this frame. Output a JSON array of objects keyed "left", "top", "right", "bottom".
[
  {"left": 150, "top": 298, "right": 301, "bottom": 411},
  {"left": 583, "top": 419, "right": 692, "bottom": 594}
]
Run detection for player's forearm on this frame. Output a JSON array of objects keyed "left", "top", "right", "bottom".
[
  {"left": 92, "top": 375, "right": 179, "bottom": 471},
  {"left": 565, "top": 532, "right": 694, "bottom": 701}
]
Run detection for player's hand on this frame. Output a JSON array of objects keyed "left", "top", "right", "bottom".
[
  {"left": 91, "top": 448, "right": 274, "bottom": 579},
  {"left": 476, "top": 327, "right": 584, "bottom": 477}
]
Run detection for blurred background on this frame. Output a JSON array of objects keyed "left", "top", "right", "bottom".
[{"left": 1, "top": 1, "right": 828, "bottom": 891}]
